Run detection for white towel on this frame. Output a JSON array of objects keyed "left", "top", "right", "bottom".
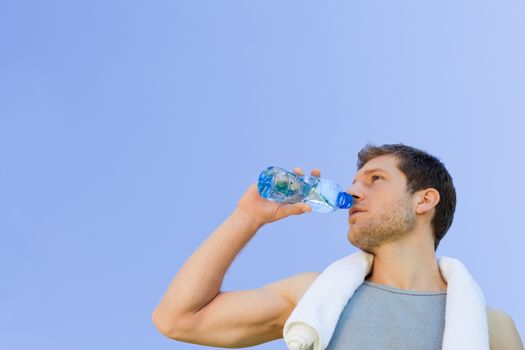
[{"left": 283, "top": 250, "right": 489, "bottom": 350}]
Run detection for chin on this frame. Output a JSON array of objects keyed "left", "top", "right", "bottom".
[{"left": 347, "top": 228, "right": 378, "bottom": 255}]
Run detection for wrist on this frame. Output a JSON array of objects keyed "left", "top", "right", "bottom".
[{"left": 231, "top": 208, "right": 265, "bottom": 232}]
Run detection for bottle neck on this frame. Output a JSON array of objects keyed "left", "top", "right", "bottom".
[{"left": 336, "top": 192, "right": 353, "bottom": 209}]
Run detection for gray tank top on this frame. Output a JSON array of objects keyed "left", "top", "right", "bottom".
[{"left": 325, "top": 280, "right": 447, "bottom": 350}]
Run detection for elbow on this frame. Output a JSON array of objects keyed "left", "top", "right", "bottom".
[
  {"left": 152, "top": 310, "right": 195, "bottom": 341},
  {"left": 151, "top": 311, "right": 179, "bottom": 339}
]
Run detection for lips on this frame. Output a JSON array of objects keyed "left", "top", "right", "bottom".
[{"left": 349, "top": 207, "right": 366, "bottom": 217}]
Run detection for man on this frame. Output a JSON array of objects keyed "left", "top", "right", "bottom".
[{"left": 152, "top": 143, "right": 523, "bottom": 349}]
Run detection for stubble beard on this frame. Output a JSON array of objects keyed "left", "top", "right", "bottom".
[{"left": 348, "top": 195, "right": 417, "bottom": 254}]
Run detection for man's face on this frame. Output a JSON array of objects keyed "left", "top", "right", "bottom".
[{"left": 346, "top": 155, "right": 417, "bottom": 254}]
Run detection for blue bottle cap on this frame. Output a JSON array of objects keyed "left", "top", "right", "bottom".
[{"left": 336, "top": 192, "right": 354, "bottom": 209}]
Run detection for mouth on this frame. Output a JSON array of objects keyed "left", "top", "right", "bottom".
[
  {"left": 349, "top": 207, "right": 366, "bottom": 217},
  {"left": 349, "top": 212, "right": 365, "bottom": 223}
]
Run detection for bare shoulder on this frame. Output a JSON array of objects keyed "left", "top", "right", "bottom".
[
  {"left": 486, "top": 306, "right": 524, "bottom": 350},
  {"left": 262, "top": 272, "right": 320, "bottom": 306},
  {"left": 261, "top": 271, "right": 320, "bottom": 330}
]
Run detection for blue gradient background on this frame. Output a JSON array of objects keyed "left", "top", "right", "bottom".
[{"left": 1, "top": 1, "right": 524, "bottom": 349}]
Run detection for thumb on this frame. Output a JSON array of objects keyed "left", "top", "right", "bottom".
[{"left": 287, "top": 203, "right": 312, "bottom": 216}]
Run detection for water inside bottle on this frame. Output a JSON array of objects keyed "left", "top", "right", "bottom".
[
  {"left": 258, "top": 167, "right": 351, "bottom": 213},
  {"left": 301, "top": 177, "right": 339, "bottom": 213},
  {"left": 258, "top": 167, "right": 310, "bottom": 203}
]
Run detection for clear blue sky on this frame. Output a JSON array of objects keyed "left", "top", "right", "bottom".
[{"left": 1, "top": 1, "right": 524, "bottom": 349}]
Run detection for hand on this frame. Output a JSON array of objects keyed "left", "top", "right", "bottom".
[{"left": 235, "top": 167, "right": 321, "bottom": 227}]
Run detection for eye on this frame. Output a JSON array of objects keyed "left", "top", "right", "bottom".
[{"left": 371, "top": 175, "right": 383, "bottom": 182}]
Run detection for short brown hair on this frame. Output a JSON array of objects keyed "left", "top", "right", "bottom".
[{"left": 357, "top": 143, "right": 456, "bottom": 251}]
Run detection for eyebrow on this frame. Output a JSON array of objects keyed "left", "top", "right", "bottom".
[{"left": 352, "top": 168, "right": 389, "bottom": 184}]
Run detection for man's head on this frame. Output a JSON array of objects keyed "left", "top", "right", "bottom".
[{"left": 346, "top": 143, "right": 456, "bottom": 253}]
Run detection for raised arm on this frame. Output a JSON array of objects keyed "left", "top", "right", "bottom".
[{"left": 151, "top": 168, "right": 320, "bottom": 347}]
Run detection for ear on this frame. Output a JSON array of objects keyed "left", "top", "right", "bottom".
[{"left": 415, "top": 188, "right": 440, "bottom": 214}]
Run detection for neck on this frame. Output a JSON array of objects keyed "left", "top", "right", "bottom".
[{"left": 364, "top": 228, "right": 447, "bottom": 292}]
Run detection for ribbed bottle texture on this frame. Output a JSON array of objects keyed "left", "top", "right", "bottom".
[{"left": 257, "top": 166, "right": 353, "bottom": 213}]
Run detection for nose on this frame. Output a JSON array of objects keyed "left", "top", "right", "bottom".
[{"left": 346, "top": 183, "right": 364, "bottom": 201}]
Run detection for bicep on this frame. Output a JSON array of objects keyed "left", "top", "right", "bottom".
[
  {"left": 165, "top": 273, "right": 319, "bottom": 348},
  {"left": 189, "top": 288, "right": 292, "bottom": 347}
]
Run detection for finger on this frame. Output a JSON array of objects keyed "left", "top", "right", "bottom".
[
  {"left": 292, "top": 167, "right": 304, "bottom": 176},
  {"left": 311, "top": 168, "right": 321, "bottom": 177}
]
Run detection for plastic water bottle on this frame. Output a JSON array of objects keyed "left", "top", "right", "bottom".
[{"left": 257, "top": 166, "right": 353, "bottom": 213}]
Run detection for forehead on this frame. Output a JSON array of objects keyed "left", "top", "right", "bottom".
[{"left": 354, "top": 155, "right": 404, "bottom": 180}]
